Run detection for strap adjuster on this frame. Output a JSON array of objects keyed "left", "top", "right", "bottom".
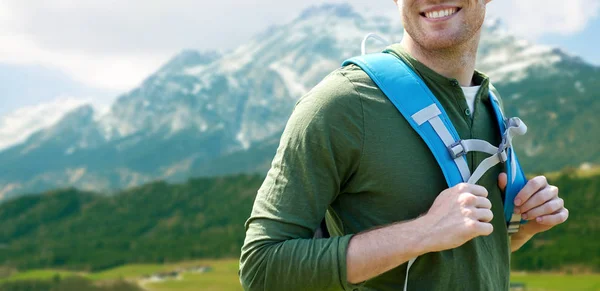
[
  {"left": 507, "top": 213, "right": 522, "bottom": 235},
  {"left": 496, "top": 136, "right": 509, "bottom": 163},
  {"left": 447, "top": 140, "right": 466, "bottom": 159},
  {"left": 498, "top": 150, "right": 508, "bottom": 163}
]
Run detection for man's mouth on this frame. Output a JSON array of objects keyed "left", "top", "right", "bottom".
[{"left": 420, "top": 7, "right": 462, "bottom": 19}]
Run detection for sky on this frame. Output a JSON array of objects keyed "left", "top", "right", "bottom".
[{"left": 1, "top": 0, "right": 599, "bottom": 115}]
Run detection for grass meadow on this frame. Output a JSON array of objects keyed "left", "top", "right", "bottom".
[{"left": 0, "top": 259, "right": 599, "bottom": 291}]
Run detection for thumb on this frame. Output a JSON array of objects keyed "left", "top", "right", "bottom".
[{"left": 498, "top": 172, "right": 507, "bottom": 191}]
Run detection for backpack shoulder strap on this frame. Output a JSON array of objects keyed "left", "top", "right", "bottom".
[
  {"left": 342, "top": 53, "right": 528, "bottom": 232},
  {"left": 489, "top": 92, "right": 529, "bottom": 232},
  {"left": 342, "top": 53, "right": 470, "bottom": 187}
]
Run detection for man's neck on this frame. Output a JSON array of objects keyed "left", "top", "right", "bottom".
[{"left": 400, "top": 32, "right": 480, "bottom": 87}]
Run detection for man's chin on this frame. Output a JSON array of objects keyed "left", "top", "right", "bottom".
[{"left": 415, "top": 36, "right": 463, "bottom": 50}]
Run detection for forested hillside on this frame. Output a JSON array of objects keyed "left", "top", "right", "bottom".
[
  {"left": 0, "top": 170, "right": 596, "bottom": 272},
  {"left": 0, "top": 175, "right": 263, "bottom": 271}
]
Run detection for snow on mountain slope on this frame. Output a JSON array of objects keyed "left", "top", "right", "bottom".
[
  {"left": 0, "top": 98, "right": 94, "bottom": 150},
  {"left": 477, "top": 19, "right": 585, "bottom": 84}
]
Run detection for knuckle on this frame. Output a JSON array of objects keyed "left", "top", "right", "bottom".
[
  {"left": 545, "top": 188, "right": 556, "bottom": 200},
  {"left": 465, "top": 219, "right": 477, "bottom": 230},
  {"left": 459, "top": 194, "right": 474, "bottom": 206},
  {"left": 457, "top": 183, "right": 468, "bottom": 192},
  {"left": 555, "top": 198, "right": 564, "bottom": 209},
  {"left": 467, "top": 198, "right": 477, "bottom": 207},
  {"left": 524, "top": 209, "right": 536, "bottom": 219},
  {"left": 558, "top": 198, "right": 564, "bottom": 207},
  {"left": 530, "top": 178, "right": 540, "bottom": 188},
  {"left": 466, "top": 194, "right": 477, "bottom": 203},
  {"left": 546, "top": 202, "right": 556, "bottom": 213},
  {"left": 522, "top": 201, "right": 534, "bottom": 212},
  {"left": 535, "top": 192, "right": 548, "bottom": 204},
  {"left": 533, "top": 176, "right": 546, "bottom": 188},
  {"left": 461, "top": 208, "right": 474, "bottom": 217},
  {"left": 551, "top": 186, "right": 559, "bottom": 197}
]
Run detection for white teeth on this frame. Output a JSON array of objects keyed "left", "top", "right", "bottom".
[{"left": 425, "top": 8, "right": 458, "bottom": 19}]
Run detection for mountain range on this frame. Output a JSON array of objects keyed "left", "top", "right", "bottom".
[{"left": 0, "top": 3, "right": 598, "bottom": 200}]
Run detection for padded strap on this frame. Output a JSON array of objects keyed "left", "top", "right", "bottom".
[
  {"left": 342, "top": 54, "right": 529, "bottom": 229},
  {"left": 412, "top": 105, "right": 471, "bottom": 182},
  {"left": 343, "top": 53, "right": 467, "bottom": 187},
  {"left": 489, "top": 92, "right": 529, "bottom": 231}
]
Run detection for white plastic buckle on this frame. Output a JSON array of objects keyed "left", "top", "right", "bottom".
[{"left": 448, "top": 140, "right": 466, "bottom": 159}]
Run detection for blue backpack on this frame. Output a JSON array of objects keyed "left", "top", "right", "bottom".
[{"left": 341, "top": 52, "right": 528, "bottom": 234}]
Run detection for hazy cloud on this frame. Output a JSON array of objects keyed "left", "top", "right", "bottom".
[
  {"left": 0, "top": 0, "right": 598, "bottom": 92},
  {"left": 0, "top": 98, "right": 92, "bottom": 150},
  {"left": 489, "top": 0, "right": 600, "bottom": 39}
]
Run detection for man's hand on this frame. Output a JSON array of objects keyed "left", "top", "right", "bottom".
[
  {"left": 498, "top": 173, "right": 569, "bottom": 251},
  {"left": 346, "top": 183, "right": 493, "bottom": 283},
  {"left": 422, "top": 183, "right": 494, "bottom": 252}
]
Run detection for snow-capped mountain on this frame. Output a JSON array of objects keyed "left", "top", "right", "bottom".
[
  {"left": 0, "top": 4, "right": 598, "bottom": 200},
  {"left": 0, "top": 98, "right": 95, "bottom": 151},
  {"left": 476, "top": 18, "right": 600, "bottom": 172}
]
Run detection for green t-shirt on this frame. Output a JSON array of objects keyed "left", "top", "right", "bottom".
[{"left": 240, "top": 44, "right": 511, "bottom": 291}]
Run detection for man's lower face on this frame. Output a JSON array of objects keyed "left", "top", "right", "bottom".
[{"left": 403, "top": 1, "right": 484, "bottom": 49}]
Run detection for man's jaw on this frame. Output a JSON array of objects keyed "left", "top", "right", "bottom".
[{"left": 419, "top": 6, "right": 462, "bottom": 21}]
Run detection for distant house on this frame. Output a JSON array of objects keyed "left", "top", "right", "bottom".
[
  {"left": 146, "top": 271, "right": 181, "bottom": 282},
  {"left": 190, "top": 266, "right": 213, "bottom": 273},
  {"left": 142, "top": 265, "right": 213, "bottom": 283},
  {"left": 510, "top": 282, "right": 526, "bottom": 291},
  {"left": 175, "top": 265, "right": 213, "bottom": 274}
]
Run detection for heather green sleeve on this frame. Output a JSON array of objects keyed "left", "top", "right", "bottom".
[{"left": 239, "top": 71, "right": 364, "bottom": 291}]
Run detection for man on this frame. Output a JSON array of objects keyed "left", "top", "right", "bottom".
[{"left": 239, "top": 0, "right": 569, "bottom": 290}]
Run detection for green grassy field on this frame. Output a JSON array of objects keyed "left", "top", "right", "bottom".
[
  {"left": 511, "top": 272, "right": 600, "bottom": 291},
  {"left": 140, "top": 259, "right": 242, "bottom": 291},
  {"left": 1, "top": 259, "right": 599, "bottom": 291}
]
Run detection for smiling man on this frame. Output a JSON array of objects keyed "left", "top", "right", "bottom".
[{"left": 239, "top": 1, "right": 568, "bottom": 290}]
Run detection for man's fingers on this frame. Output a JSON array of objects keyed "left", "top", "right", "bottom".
[
  {"left": 475, "top": 221, "right": 494, "bottom": 236},
  {"left": 460, "top": 183, "right": 488, "bottom": 197},
  {"left": 475, "top": 197, "right": 492, "bottom": 209},
  {"left": 536, "top": 208, "right": 569, "bottom": 225},
  {"left": 474, "top": 209, "right": 494, "bottom": 223},
  {"left": 521, "top": 197, "right": 564, "bottom": 220},
  {"left": 518, "top": 185, "right": 559, "bottom": 214},
  {"left": 514, "top": 176, "right": 548, "bottom": 207},
  {"left": 497, "top": 172, "right": 507, "bottom": 192}
]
